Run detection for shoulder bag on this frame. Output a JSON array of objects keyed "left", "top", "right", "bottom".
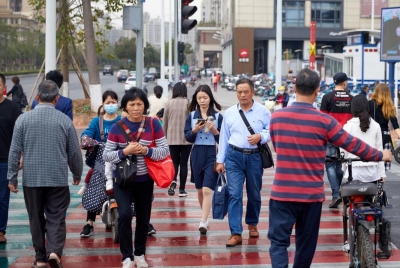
[
  {"left": 83, "top": 116, "right": 104, "bottom": 168},
  {"left": 114, "top": 118, "right": 146, "bottom": 188},
  {"left": 144, "top": 117, "right": 175, "bottom": 188},
  {"left": 238, "top": 110, "right": 274, "bottom": 168}
]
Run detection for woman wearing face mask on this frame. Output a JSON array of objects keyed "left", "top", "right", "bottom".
[
  {"left": 79, "top": 90, "right": 121, "bottom": 238},
  {"left": 270, "top": 85, "right": 290, "bottom": 108}
]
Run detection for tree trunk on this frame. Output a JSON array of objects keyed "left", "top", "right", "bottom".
[
  {"left": 82, "top": 0, "right": 102, "bottom": 112},
  {"left": 60, "top": 0, "right": 69, "bottom": 97}
]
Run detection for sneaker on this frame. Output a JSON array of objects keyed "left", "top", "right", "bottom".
[
  {"left": 77, "top": 186, "right": 86, "bottom": 196},
  {"left": 198, "top": 220, "right": 208, "bottom": 234},
  {"left": 80, "top": 224, "right": 93, "bottom": 238},
  {"left": 147, "top": 223, "right": 156, "bottom": 235},
  {"left": 329, "top": 197, "right": 342, "bottom": 208},
  {"left": 168, "top": 181, "right": 177, "bottom": 196},
  {"left": 133, "top": 255, "right": 148, "bottom": 268},
  {"left": 179, "top": 190, "right": 187, "bottom": 197},
  {"left": 122, "top": 257, "right": 133, "bottom": 268}
]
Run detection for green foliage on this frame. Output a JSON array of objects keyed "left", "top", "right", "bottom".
[{"left": 114, "top": 38, "right": 160, "bottom": 69}]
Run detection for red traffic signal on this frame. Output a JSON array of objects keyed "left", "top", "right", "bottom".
[{"left": 181, "top": 0, "right": 197, "bottom": 34}]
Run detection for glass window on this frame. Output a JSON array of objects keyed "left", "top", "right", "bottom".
[
  {"left": 311, "top": 2, "right": 341, "bottom": 28},
  {"left": 282, "top": 1, "right": 304, "bottom": 27}
]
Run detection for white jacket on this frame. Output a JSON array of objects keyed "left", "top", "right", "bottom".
[{"left": 341, "top": 117, "right": 386, "bottom": 182}]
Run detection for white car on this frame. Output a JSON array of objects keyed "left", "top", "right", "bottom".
[{"left": 124, "top": 77, "right": 137, "bottom": 91}]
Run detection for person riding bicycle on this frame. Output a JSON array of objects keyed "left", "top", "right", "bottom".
[{"left": 341, "top": 95, "right": 386, "bottom": 182}]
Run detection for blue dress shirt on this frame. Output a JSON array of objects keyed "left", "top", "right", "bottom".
[
  {"left": 216, "top": 101, "right": 271, "bottom": 163},
  {"left": 32, "top": 95, "right": 73, "bottom": 120}
]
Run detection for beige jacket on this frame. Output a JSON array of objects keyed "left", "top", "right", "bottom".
[{"left": 163, "top": 97, "right": 192, "bottom": 145}]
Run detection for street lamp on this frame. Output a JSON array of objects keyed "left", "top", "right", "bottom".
[{"left": 295, "top": 49, "right": 302, "bottom": 74}]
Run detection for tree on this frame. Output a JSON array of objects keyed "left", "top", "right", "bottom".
[
  {"left": 164, "top": 39, "right": 174, "bottom": 63},
  {"left": 115, "top": 38, "right": 137, "bottom": 64},
  {"left": 144, "top": 43, "right": 160, "bottom": 68}
]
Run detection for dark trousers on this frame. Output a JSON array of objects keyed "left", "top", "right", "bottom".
[
  {"left": 114, "top": 179, "right": 153, "bottom": 261},
  {"left": 169, "top": 145, "right": 192, "bottom": 191},
  {"left": 23, "top": 186, "right": 70, "bottom": 263},
  {"left": 268, "top": 199, "right": 322, "bottom": 268},
  {"left": 0, "top": 162, "right": 10, "bottom": 234},
  {"left": 87, "top": 211, "right": 97, "bottom": 222}
]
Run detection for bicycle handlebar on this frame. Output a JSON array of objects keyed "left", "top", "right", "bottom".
[{"left": 325, "top": 157, "right": 366, "bottom": 163}]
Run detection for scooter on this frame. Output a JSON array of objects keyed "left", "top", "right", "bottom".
[
  {"left": 226, "top": 82, "right": 235, "bottom": 91},
  {"left": 101, "top": 195, "right": 119, "bottom": 243}
]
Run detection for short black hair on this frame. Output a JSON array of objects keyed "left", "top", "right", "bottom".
[
  {"left": 102, "top": 90, "right": 118, "bottom": 103},
  {"left": 0, "top": 73, "right": 5, "bottom": 85},
  {"left": 45, "top": 70, "right": 64, "bottom": 88},
  {"left": 11, "top": 76, "right": 20, "bottom": 84},
  {"left": 172, "top": 82, "right": 187, "bottom": 98},
  {"left": 295, "top": 68, "right": 320, "bottom": 96},
  {"left": 120, "top": 87, "right": 150, "bottom": 115},
  {"left": 236, "top": 78, "right": 254, "bottom": 91},
  {"left": 153, "top": 85, "right": 163, "bottom": 98}
]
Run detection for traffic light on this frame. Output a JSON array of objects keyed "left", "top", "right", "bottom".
[
  {"left": 181, "top": 0, "right": 197, "bottom": 34},
  {"left": 178, "top": 41, "right": 186, "bottom": 65}
]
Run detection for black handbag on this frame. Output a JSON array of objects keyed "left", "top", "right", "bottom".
[
  {"left": 238, "top": 110, "right": 274, "bottom": 168},
  {"left": 326, "top": 143, "right": 340, "bottom": 159},
  {"left": 114, "top": 121, "right": 141, "bottom": 188}
]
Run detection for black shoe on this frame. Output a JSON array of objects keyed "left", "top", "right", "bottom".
[
  {"left": 80, "top": 224, "right": 93, "bottom": 238},
  {"left": 179, "top": 190, "right": 187, "bottom": 197},
  {"left": 168, "top": 181, "right": 177, "bottom": 196},
  {"left": 329, "top": 197, "right": 342, "bottom": 208},
  {"left": 148, "top": 223, "right": 156, "bottom": 235}
]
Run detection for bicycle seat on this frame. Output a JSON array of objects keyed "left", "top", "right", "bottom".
[{"left": 340, "top": 180, "right": 377, "bottom": 198}]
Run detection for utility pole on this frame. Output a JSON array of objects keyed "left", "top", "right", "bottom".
[
  {"left": 174, "top": 0, "right": 180, "bottom": 84},
  {"left": 136, "top": 1, "right": 144, "bottom": 89},
  {"left": 275, "top": 0, "right": 282, "bottom": 93},
  {"left": 158, "top": 0, "right": 169, "bottom": 97},
  {"left": 45, "top": 0, "right": 56, "bottom": 74}
]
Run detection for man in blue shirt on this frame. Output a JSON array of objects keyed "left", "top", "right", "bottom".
[
  {"left": 31, "top": 70, "right": 73, "bottom": 120},
  {"left": 216, "top": 78, "right": 271, "bottom": 247}
]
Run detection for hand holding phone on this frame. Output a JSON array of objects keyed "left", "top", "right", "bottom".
[{"left": 197, "top": 119, "right": 206, "bottom": 126}]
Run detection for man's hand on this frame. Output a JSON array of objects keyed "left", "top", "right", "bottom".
[
  {"left": 216, "top": 163, "right": 225, "bottom": 174},
  {"left": 72, "top": 179, "right": 80, "bottom": 185},
  {"left": 19, "top": 154, "right": 23, "bottom": 170},
  {"left": 382, "top": 149, "right": 392, "bottom": 162},
  {"left": 247, "top": 133, "right": 262, "bottom": 145},
  {"left": 8, "top": 183, "right": 18, "bottom": 193}
]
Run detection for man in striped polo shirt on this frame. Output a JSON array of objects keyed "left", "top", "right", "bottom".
[{"left": 267, "top": 68, "right": 392, "bottom": 267}]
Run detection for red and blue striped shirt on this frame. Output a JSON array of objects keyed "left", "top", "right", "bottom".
[{"left": 269, "top": 102, "right": 383, "bottom": 203}]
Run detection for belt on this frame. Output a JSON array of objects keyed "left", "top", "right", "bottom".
[
  {"left": 382, "top": 131, "right": 390, "bottom": 135},
  {"left": 229, "top": 144, "right": 259, "bottom": 154}
]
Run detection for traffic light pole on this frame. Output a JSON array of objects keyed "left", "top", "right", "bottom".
[
  {"left": 136, "top": 0, "right": 144, "bottom": 88},
  {"left": 174, "top": 0, "right": 180, "bottom": 83}
]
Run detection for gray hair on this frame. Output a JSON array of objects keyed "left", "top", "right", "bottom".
[{"left": 38, "top": 80, "right": 59, "bottom": 103}]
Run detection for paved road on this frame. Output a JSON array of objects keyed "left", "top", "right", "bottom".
[{"left": 2, "top": 72, "right": 400, "bottom": 267}]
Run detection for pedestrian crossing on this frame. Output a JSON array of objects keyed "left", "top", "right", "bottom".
[{"left": 3, "top": 160, "right": 400, "bottom": 267}]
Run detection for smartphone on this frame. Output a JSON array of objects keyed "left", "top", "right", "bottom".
[{"left": 197, "top": 119, "right": 206, "bottom": 125}]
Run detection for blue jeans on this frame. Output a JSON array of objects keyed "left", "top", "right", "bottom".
[
  {"left": 325, "top": 161, "right": 343, "bottom": 199},
  {"left": 0, "top": 162, "right": 10, "bottom": 234},
  {"left": 226, "top": 146, "right": 263, "bottom": 235},
  {"left": 268, "top": 199, "right": 322, "bottom": 268}
]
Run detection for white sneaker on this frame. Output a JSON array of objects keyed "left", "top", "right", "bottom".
[
  {"left": 77, "top": 186, "right": 86, "bottom": 196},
  {"left": 198, "top": 220, "right": 208, "bottom": 234},
  {"left": 122, "top": 257, "right": 133, "bottom": 268},
  {"left": 134, "top": 255, "right": 148, "bottom": 268},
  {"left": 106, "top": 180, "right": 113, "bottom": 191}
]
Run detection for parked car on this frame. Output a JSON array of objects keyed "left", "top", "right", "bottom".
[
  {"left": 128, "top": 71, "right": 136, "bottom": 78},
  {"left": 103, "top": 65, "right": 114, "bottom": 75},
  {"left": 117, "top": 69, "right": 128, "bottom": 82},
  {"left": 125, "top": 77, "right": 137, "bottom": 91},
  {"left": 144, "top": 72, "right": 160, "bottom": 82}
]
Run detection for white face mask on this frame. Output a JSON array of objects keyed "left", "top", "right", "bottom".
[
  {"left": 104, "top": 104, "right": 118, "bottom": 114},
  {"left": 278, "top": 91, "right": 284, "bottom": 94}
]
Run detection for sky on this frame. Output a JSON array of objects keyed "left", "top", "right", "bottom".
[{"left": 109, "top": 0, "right": 202, "bottom": 28}]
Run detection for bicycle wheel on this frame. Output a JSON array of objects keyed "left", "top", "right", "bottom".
[
  {"left": 357, "top": 225, "right": 375, "bottom": 268},
  {"left": 111, "top": 209, "right": 119, "bottom": 243},
  {"left": 394, "top": 147, "right": 400, "bottom": 164}
]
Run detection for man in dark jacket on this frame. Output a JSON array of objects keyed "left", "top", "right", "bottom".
[{"left": 31, "top": 70, "right": 73, "bottom": 120}]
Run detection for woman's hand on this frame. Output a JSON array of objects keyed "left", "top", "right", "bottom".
[
  {"left": 206, "top": 121, "right": 219, "bottom": 135},
  {"left": 192, "top": 121, "right": 206, "bottom": 134},
  {"left": 123, "top": 142, "right": 144, "bottom": 155}
]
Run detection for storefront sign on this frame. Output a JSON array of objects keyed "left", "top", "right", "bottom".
[{"left": 239, "top": 48, "right": 249, "bottom": 58}]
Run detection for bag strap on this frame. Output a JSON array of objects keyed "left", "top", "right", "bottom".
[
  {"left": 99, "top": 115, "right": 105, "bottom": 142},
  {"left": 217, "top": 172, "right": 227, "bottom": 186},
  {"left": 120, "top": 116, "right": 148, "bottom": 143},
  {"left": 238, "top": 109, "right": 264, "bottom": 152},
  {"left": 116, "top": 121, "right": 132, "bottom": 143},
  {"left": 149, "top": 117, "right": 155, "bottom": 147},
  {"left": 373, "top": 101, "right": 376, "bottom": 121}
]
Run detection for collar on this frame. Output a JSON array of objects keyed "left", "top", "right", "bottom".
[
  {"left": 291, "top": 102, "right": 315, "bottom": 108},
  {"left": 36, "top": 103, "right": 55, "bottom": 108},
  {"left": 237, "top": 100, "right": 255, "bottom": 111},
  {"left": 193, "top": 109, "right": 217, "bottom": 119}
]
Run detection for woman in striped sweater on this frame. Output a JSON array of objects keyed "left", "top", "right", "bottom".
[{"left": 103, "top": 88, "right": 169, "bottom": 268}]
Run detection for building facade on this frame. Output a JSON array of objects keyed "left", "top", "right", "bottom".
[
  {"left": 221, "top": 0, "right": 400, "bottom": 76},
  {"left": 144, "top": 13, "right": 175, "bottom": 49},
  {"left": 201, "top": 0, "right": 222, "bottom": 26}
]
